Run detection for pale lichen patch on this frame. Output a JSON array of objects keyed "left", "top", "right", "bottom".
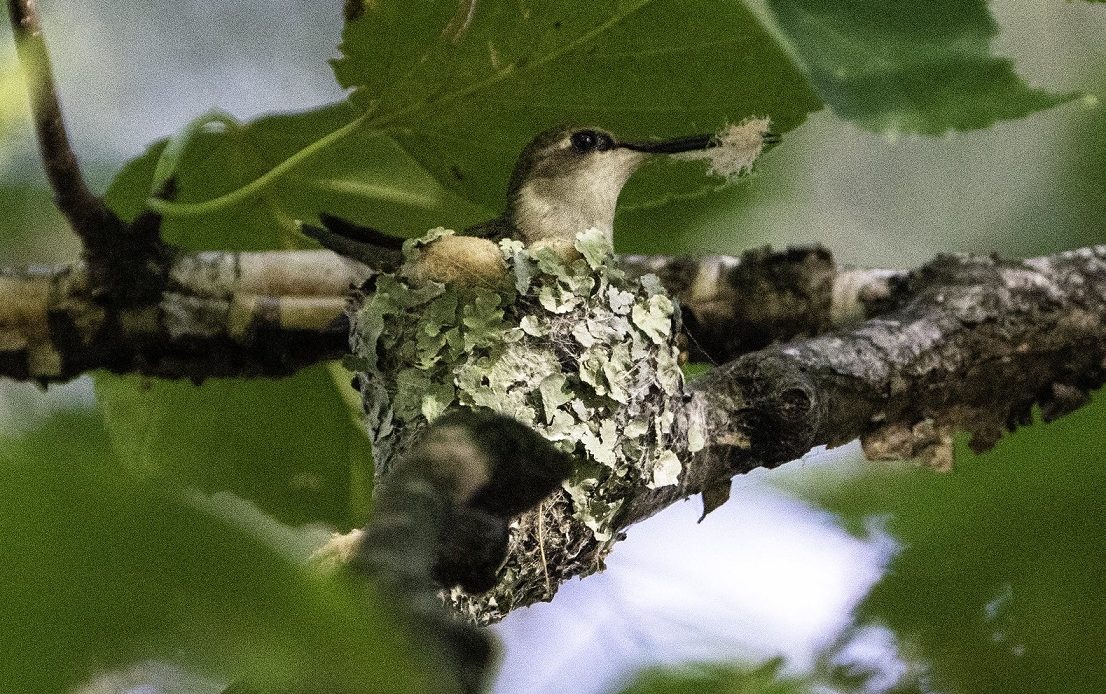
[{"left": 648, "top": 449, "right": 683, "bottom": 488}]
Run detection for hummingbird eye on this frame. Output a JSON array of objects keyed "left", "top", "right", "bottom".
[{"left": 570, "top": 130, "right": 612, "bottom": 153}]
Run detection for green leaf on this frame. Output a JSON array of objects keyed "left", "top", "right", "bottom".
[
  {"left": 539, "top": 373, "right": 572, "bottom": 424},
  {"left": 0, "top": 410, "right": 449, "bottom": 694},
  {"left": 95, "top": 368, "right": 371, "bottom": 528},
  {"left": 616, "top": 659, "right": 806, "bottom": 694},
  {"left": 0, "top": 182, "right": 79, "bottom": 263},
  {"left": 333, "top": 0, "right": 822, "bottom": 212},
  {"left": 800, "top": 394, "right": 1106, "bottom": 694},
  {"left": 766, "top": 0, "right": 1077, "bottom": 133},
  {"left": 106, "top": 101, "right": 490, "bottom": 246}
]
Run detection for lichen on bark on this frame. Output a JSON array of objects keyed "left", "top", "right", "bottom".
[{"left": 349, "top": 227, "right": 703, "bottom": 623}]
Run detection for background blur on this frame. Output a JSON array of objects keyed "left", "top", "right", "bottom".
[{"left": 1, "top": 2, "right": 1104, "bottom": 693}]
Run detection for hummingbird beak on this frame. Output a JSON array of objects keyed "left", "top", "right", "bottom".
[
  {"left": 621, "top": 131, "right": 782, "bottom": 154},
  {"left": 619, "top": 134, "right": 717, "bottom": 155}
]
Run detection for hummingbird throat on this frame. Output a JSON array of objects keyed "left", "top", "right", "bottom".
[{"left": 510, "top": 150, "right": 646, "bottom": 245}]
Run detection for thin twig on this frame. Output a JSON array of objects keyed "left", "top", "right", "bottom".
[
  {"left": 6, "top": 0, "right": 116, "bottom": 245},
  {"left": 537, "top": 502, "right": 552, "bottom": 597}
]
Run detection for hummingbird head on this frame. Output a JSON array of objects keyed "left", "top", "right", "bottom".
[{"left": 505, "top": 127, "right": 718, "bottom": 246}]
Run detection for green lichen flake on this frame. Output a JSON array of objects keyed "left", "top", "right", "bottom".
[{"left": 349, "top": 228, "right": 694, "bottom": 623}]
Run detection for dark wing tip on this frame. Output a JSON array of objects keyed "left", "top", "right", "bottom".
[{"left": 318, "top": 212, "right": 406, "bottom": 251}]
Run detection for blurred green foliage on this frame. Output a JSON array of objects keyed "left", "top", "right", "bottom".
[
  {"left": 94, "top": 370, "right": 371, "bottom": 528},
  {"left": 0, "top": 0, "right": 1100, "bottom": 692},
  {"left": 107, "top": 103, "right": 491, "bottom": 244},
  {"left": 789, "top": 393, "right": 1106, "bottom": 694},
  {"left": 1006, "top": 66, "right": 1106, "bottom": 256},
  {"left": 0, "top": 183, "right": 77, "bottom": 262},
  {"left": 616, "top": 659, "right": 805, "bottom": 694},
  {"left": 0, "top": 409, "right": 446, "bottom": 694}
]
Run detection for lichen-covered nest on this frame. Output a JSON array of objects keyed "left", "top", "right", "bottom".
[{"left": 349, "top": 228, "right": 703, "bottom": 623}]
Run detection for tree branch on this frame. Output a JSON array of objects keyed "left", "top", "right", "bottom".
[
  {"left": 0, "top": 244, "right": 892, "bottom": 383},
  {"left": 328, "top": 410, "right": 572, "bottom": 694},
  {"left": 0, "top": 240, "right": 1097, "bottom": 401},
  {"left": 341, "top": 239, "right": 1106, "bottom": 624}
]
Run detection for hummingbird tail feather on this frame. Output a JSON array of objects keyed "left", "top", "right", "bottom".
[{"left": 299, "top": 215, "right": 403, "bottom": 271}]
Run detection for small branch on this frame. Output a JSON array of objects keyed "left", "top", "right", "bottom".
[
  {"left": 0, "top": 249, "right": 367, "bottom": 382},
  {"left": 6, "top": 0, "right": 120, "bottom": 247}
]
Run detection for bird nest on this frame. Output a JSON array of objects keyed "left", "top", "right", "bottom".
[{"left": 348, "top": 228, "right": 703, "bottom": 623}]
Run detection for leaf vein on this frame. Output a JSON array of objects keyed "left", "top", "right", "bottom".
[{"left": 371, "top": 0, "right": 656, "bottom": 128}]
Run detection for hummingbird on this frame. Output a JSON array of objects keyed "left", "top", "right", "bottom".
[
  {"left": 302, "top": 125, "right": 775, "bottom": 284},
  {"left": 460, "top": 128, "right": 721, "bottom": 244}
]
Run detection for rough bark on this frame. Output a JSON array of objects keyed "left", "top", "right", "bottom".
[{"left": 625, "top": 246, "right": 1106, "bottom": 526}]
